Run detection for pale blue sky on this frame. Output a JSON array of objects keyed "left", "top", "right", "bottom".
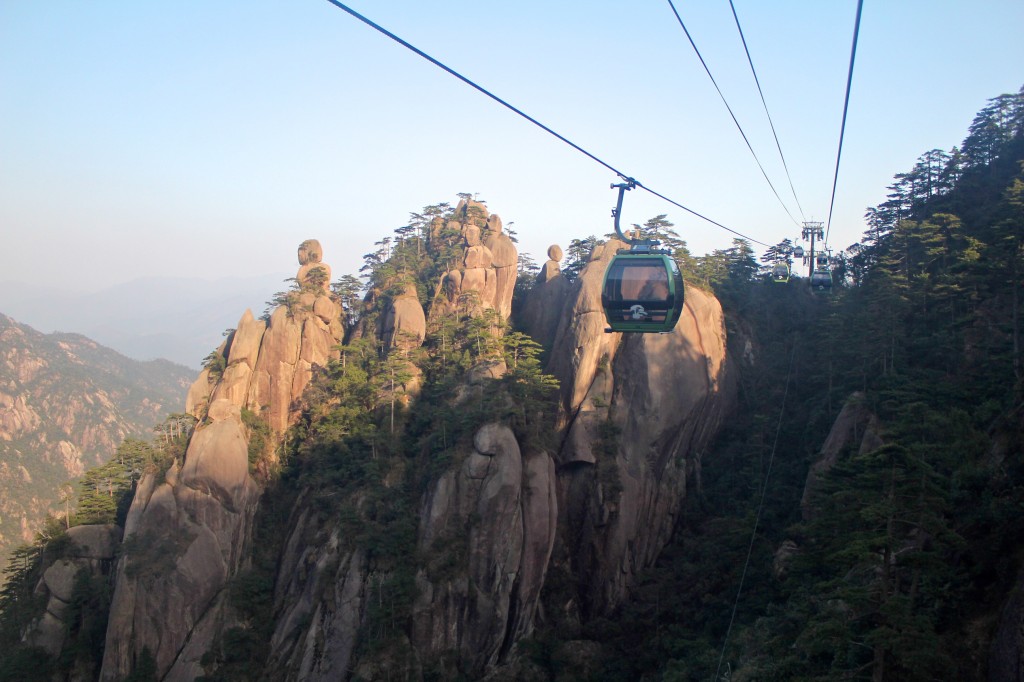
[{"left": 2, "top": 1, "right": 1022, "bottom": 292}]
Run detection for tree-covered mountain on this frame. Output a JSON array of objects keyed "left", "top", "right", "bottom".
[
  {"left": 2, "top": 86, "right": 1023, "bottom": 681},
  {"left": 0, "top": 315, "right": 192, "bottom": 584},
  {"left": 586, "top": 84, "right": 1024, "bottom": 681}
]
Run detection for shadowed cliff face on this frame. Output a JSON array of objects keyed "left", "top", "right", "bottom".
[{"left": 101, "top": 400, "right": 261, "bottom": 681}]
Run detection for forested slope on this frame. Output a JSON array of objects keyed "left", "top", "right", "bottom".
[{"left": 583, "top": 85, "right": 1024, "bottom": 681}]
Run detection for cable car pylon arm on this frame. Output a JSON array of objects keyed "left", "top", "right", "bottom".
[{"left": 611, "top": 178, "right": 639, "bottom": 245}]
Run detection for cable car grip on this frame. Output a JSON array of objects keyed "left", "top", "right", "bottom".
[{"left": 610, "top": 178, "right": 644, "bottom": 247}]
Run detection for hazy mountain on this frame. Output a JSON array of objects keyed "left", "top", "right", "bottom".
[
  {"left": 0, "top": 314, "right": 193, "bottom": 582},
  {"left": 0, "top": 274, "right": 290, "bottom": 369}
]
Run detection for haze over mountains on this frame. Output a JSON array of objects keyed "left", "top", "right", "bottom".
[{"left": 0, "top": 274, "right": 289, "bottom": 369}]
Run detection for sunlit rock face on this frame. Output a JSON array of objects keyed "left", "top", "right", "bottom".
[
  {"left": 185, "top": 240, "right": 345, "bottom": 434},
  {"left": 431, "top": 199, "right": 518, "bottom": 323},
  {"left": 545, "top": 242, "right": 736, "bottom": 618},
  {"left": 99, "top": 229, "right": 738, "bottom": 680}
]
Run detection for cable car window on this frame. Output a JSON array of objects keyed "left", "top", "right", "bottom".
[{"left": 605, "top": 259, "right": 670, "bottom": 302}]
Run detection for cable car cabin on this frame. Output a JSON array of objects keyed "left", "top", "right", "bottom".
[
  {"left": 602, "top": 252, "right": 685, "bottom": 333},
  {"left": 793, "top": 245, "right": 805, "bottom": 259},
  {"left": 810, "top": 269, "right": 833, "bottom": 294},
  {"left": 771, "top": 263, "right": 790, "bottom": 283},
  {"left": 815, "top": 253, "right": 829, "bottom": 268}
]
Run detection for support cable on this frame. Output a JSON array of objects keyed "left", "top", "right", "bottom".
[
  {"left": 824, "top": 0, "right": 865, "bottom": 246},
  {"left": 727, "top": 0, "right": 806, "bottom": 221},
  {"left": 665, "top": 0, "right": 801, "bottom": 227},
  {"left": 714, "top": 341, "right": 798, "bottom": 680},
  {"left": 321, "top": 0, "right": 769, "bottom": 247}
]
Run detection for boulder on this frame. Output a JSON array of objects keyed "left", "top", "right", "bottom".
[
  {"left": 383, "top": 284, "right": 427, "bottom": 351},
  {"left": 67, "top": 523, "right": 120, "bottom": 559}
]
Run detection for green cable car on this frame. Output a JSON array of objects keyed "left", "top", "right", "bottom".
[
  {"left": 771, "top": 262, "right": 790, "bottom": 283},
  {"left": 601, "top": 180, "right": 685, "bottom": 333}
]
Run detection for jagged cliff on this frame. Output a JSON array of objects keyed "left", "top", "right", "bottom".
[
  {"left": 24, "top": 203, "right": 735, "bottom": 680},
  {"left": 0, "top": 315, "right": 191, "bottom": 581}
]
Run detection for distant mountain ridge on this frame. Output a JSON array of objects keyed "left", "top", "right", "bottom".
[
  {"left": 0, "top": 273, "right": 289, "bottom": 368},
  {"left": 0, "top": 313, "right": 193, "bottom": 576}
]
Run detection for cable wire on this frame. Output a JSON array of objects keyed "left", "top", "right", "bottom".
[
  {"left": 824, "top": 0, "right": 865, "bottom": 246},
  {"left": 727, "top": 0, "right": 806, "bottom": 222},
  {"left": 665, "top": 0, "right": 800, "bottom": 228},
  {"left": 321, "top": 0, "right": 770, "bottom": 248},
  {"left": 714, "top": 341, "right": 797, "bottom": 680}
]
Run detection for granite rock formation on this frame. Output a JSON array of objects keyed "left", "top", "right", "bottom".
[
  {"left": 24, "top": 524, "right": 121, "bottom": 655},
  {"left": 434, "top": 200, "right": 517, "bottom": 321},
  {"left": 547, "top": 239, "right": 735, "bottom": 615},
  {"left": 521, "top": 244, "right": 570, "bottom": 348},
  {"left": 93, "top": 227, "right": 736, "bottom": 680},
  {"left": 100, "top": 241, "right": 344, "bottom": 681}
]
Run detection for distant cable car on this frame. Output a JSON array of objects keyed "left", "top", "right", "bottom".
[
  {"left": 810, "top": 269, "right": 833, "bottom": 293},
  {"left": 793, "top": 245, "right": 805, "bottom": 259},
  {"left": 601, "top": 180, "right": 685, "bottom": 333},
  {"left": 771, "top": 262, "right": 790, "bottom": 283},
  {"left": 816, "top": 252, "right": 829, "bottom": 268}
]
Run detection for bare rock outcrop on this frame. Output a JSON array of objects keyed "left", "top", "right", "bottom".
[
  {"left": 483, "top": 214, "right": 518, "bottom": 320},
  {"left": 800, "top": 392, "right": 883, "bottom": 520},
  {"left": 549, "top": 241, "right": 736, "bottom": 616},
  {"left": 210, "top": 310, "right": 267, "bottom": 408},
  {"left": 24, "top": 524, "right": 121, "bottom": 656},
  {"left": 432, "top": 201, "right": 518, "bottom": 321},
  {"left": 266, "top": 516, "right": 368, "bottom": 681},
  {"left": 183, "top": 241, "right": 344, "bottom": 433},
  {"left": 101, "top": 399, "right": 261, "bottom": 681},
  {"left": 102, "top": 241, "right": 344, "bottom": 681},
  {"left": 383, "top": 283, "right": 427, "bottom": 351},
  {"left": 411, "top": 423, "right": 557, "bottom": 675},
  {"left": 521, "top": 244, "right": 571, "bottom": 348}
]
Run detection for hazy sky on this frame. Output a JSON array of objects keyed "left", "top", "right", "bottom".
[{"left": 2, "top": 1, "right": 1022, "bottom": 293}]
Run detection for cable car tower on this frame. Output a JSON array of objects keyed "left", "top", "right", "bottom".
[{"left": 800, "top": 221, "right": 824, "bottom": 279}]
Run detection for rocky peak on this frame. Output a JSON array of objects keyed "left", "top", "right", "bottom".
[{"left": 101, "top": 240, "right": 344, "bottom": 680}]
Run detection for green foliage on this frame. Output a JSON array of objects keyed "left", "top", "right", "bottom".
[
  {"left": 74, "top": 437, "right": 156, "bottom": 526},
  {"left": 201, "top": 347, "right": 227, "bottom": 379},
  {"left": 121, "top": 526, "right": 197, "bottom": 583},
  {"left": 240, "top": 408, "right": 273, "bottom": 477},
  {"left": 0, "top": 646, "right": 53, "bottom": 682},
  {"left": 123, "top": 647, "right": 158, "bottom": 682},
  {"left": 263, "top": 277, "right": 302, "bottom": 319},
  {"left": 59, "top": 567, "right": 112, "bottom": 678}
]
